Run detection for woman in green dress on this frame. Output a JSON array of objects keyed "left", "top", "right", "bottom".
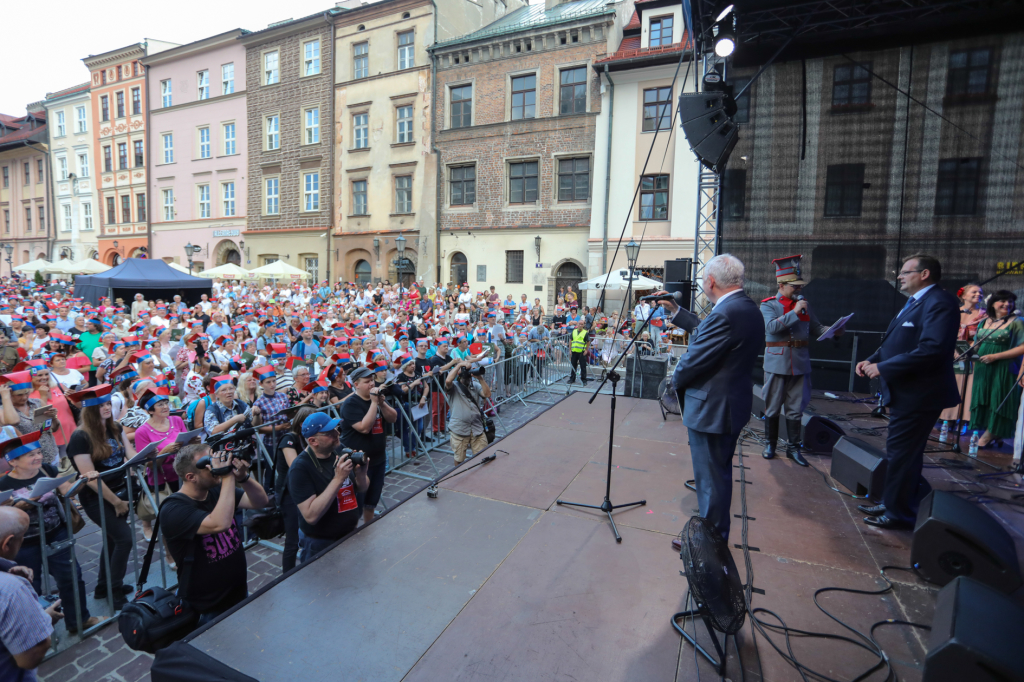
[{"left": 970, "top": 290, "right": 1024, "bottom": 447}]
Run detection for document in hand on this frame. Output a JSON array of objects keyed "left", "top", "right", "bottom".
[
  {"left": 174, "top": 428, "right": 206, "bottom": 445},
  {"left": 818, "top": 313, "right": 854, "bottom": 341},
  {"left": 28, "top": 474, "right": 76, "bottom": 499},
  {"left": 125, "top": 441, "right": 161, "bottom": 467}
]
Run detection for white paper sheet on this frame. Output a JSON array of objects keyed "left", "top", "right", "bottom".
[
  {"left": 174, "top": 428, "right": 206, "bottom": 445},
  {"left": 125, "top": 441, "right": 160, "bottom": 467},
  {"left": 818, "top": 313, "right": 854, "bottom": 341},
  {"left": 410, "top": 404, "right": 430, "bottom": 422},
  {"left": 27, "top": 474, "right": 75, "bottom": 499}
]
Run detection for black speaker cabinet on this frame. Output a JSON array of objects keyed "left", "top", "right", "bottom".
[
  {"left": 912, "top": 490, "right": 1022, "bottom": 593},
  {"left": 664, "top": 259, "right": 692, "bottom": 282},
  {"left": 751, "top": 384, "right": 765, "bottom": 417},
  {"left": 623, "top": 354, "right": 669, "bottom": 400},
  {"left": 923, "top": 577, "right": 1024, "bottom": 682},
  {"left": 677, "top": 92, "right": 739, "bottom": 170},
  {"left": 830, "top": 436, "right": 887, "bottom": 499},
  {"left": 780, "top": 414, "right": 845, "bottom": 454},
  {"left": 664, "top": 282, "right": 692, "bottom": 310}
]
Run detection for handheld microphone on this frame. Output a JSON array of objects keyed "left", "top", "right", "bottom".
[{"left": 639, "top": 291, "right": 686, "bottom": 304}]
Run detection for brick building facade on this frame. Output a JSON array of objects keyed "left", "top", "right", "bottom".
[
  {"left": 431, "top": 0, "right": 633, "bottom": 306},
  {"left": 241, "top": 13, "right": 337, "bottom": 282}
]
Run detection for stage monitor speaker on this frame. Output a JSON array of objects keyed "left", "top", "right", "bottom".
[
  {"left": 923, "top": 577, "right": 1024, "bottom": 682},
  {"left": 751, "top": 384, "right": 765, "bottom": 418},
  {"left": 830, "top": 436, "right": 887, "bottom": 499},
  {"left": 911, "top": 490, "right": 1022, "bottom": 593},
  {"left": 664, "top": 282, "right": 692, "bottom": 310},
  {"left": 677, "top": 92, "right": 738, "bottom": 170},
  {"left": 664, "top": 258, "right": 692, "bottom": 283},
  {"left": 780, "top": 413, "right": 845, "bottom": 454}
]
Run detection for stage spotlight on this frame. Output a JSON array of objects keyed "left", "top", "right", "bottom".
[
  {"left": 715, "top": 4, "right": 734, "bottom": 22},
  {"left": 713, "top": 11, "right": 736, "bottom": 57}
]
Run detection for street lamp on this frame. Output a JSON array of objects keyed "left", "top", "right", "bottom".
[
  {"left": 535, "top": 235, "right": 542, "bottom": 261},
  {"left": 625, "top": 239, "right": 640, "bottom": 268},
  {"left": 185, "top": 242, "right": 201, "bottom": 275},
  {"left": 395, "top": 234, "right": 406, "bottom": 258},
  {"left": 1, "top": 243, "right": 12, "bottom": 278}
]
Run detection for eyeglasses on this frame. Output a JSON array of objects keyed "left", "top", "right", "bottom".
[{"left": 897, "top": 269, "right": 924, "bottom": 276}]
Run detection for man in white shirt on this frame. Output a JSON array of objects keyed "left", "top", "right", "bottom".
[
  {"left": 199, "top": 293, "right": 213, "bottom": 313},
  {"left": 458, "top": 286, "right": 473, "bottom": 305}
]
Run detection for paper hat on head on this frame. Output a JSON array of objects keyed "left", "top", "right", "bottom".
[
  {"left": 0, "top": 431, "right": 43, "bottom": 462},
  {"left": 67, "top": 384, "right": 114, "bottom": 407},
  {"left": 138, "top": 387, "right": 170, "bottom": 411},
  {"left": 269, "top": 343, "right": 287, "bottom": 359},
  {"left": 130, "top": 350, "right": 154, "bottom": 365},
  {"left": 210, "top": 375, "right": 235, "bottom": 392},
  {"left": 110, "top": 364, "right": 139, "bottom": 383},
  {"left": 302, "top": 378, "right": 329, "bottom": 394},
  {"left": 12, "top": 359, "right": 47, "bottom": 374},
  {"left": 254, "top": 365, "right": 277, "bottom": 382},
  {"left": 0, "top": 371, "right": 34, "bottom": 392},
  {"left": 772, "top": 254, "right": 806, "bottom": 285}
]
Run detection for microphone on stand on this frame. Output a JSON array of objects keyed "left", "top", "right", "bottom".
[{"left": 640, "top": 291, "right": 686, "bottom": 304}]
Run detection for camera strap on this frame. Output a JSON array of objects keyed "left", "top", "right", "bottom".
[{"left": 455, "top": 379, "right": 489, "bottom": 427}]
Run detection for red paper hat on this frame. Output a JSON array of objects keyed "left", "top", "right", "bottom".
[
  {"left": 214, "top": 335, "right": 231, "bottom": 347},
  {"left": 12, "top": 359, "right": 47, "bottom": 374},
  {"left": 138, "top": 387, "right": 171, "bottom": 411},
  {"left": 254, "top": 366, "right": 277, "bottom": 381},
  {"left": 210, "top": 375, "right": 235, "bottom": 392},
  {"left": 67, "top": 384, "right": 113, "bottom": 406},
  {"left": 0, "top": 431, "right": 43, "bottom": 462},
  {"left": 0, "top": 371, "right": 34, "bottom": 391}
]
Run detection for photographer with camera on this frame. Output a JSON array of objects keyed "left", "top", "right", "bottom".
[
  {"left": 159, "top": 443, "right": 268, "bottom": 625},
  {"left": 445, "top": 359, "right": 492, "bottom": 465},
  {"left": 289, "top": 413, "right": 369, "bottom": 564},
  {"left": 339, "top": 367, "right": 396, "bottom": 525}
]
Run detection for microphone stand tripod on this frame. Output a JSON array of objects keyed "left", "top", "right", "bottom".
[{"left": 556, "top": 277, "right": 654, "bottom": 543}]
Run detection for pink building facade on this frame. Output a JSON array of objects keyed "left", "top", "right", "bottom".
[{"left": 144, "top": 30, "right": 248, "bottom": 272}]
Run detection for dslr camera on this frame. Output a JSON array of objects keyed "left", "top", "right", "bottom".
[
  {"left": 338, "top": 447, "right": 366, "bottom": 467},
  {"left": 460, "top": 358, "right": 492, "bottom": 377}
]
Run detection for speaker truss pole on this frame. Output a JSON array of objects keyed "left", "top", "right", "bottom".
[{"left": 690, "top": 51, "right": 727, "bottom": 315}]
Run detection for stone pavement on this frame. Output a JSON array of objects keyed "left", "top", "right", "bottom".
[{"left": 37, "top": 384, "right": 572, "bottom": 681}]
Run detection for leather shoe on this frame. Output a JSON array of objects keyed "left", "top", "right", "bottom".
[
  {"left": 858, "top": 503, "right": 886, "bottom": 516},
  {"left": 762, "top": 443, "right": 776, "bottom": 459},
  {"left": 863, "top": 514, "right": 913, "bottom": 530},
  {"left": 788, "top": 448, "right": 809, "bottom": 467}
]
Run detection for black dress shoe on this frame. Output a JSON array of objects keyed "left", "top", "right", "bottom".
[
  {"left": 863, "top": 514, "right": 913, "bottom": 530},
  {"left": 858, "top": 503, "right": 886, "bottom": 516},
  {"left": 788, "top": 446, "right": 809, "bottom": 467},
  {"left": 762, "top": 443, "right": 776, "bottom": 459}
]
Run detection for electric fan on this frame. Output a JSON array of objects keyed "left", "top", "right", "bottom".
[
  {"left": 658, "top": 378, "right": 680, "bottom": 419},
  {"left": 673, "top": 516, "right": 746, "bottom": 675}
]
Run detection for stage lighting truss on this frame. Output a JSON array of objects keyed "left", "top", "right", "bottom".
[{"left": 713, "top": 11, "right": 736, "bottom": 57}]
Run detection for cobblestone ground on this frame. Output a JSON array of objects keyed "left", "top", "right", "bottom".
[{"left": 37, "top": 384, "right": 571, "bottom": 681}]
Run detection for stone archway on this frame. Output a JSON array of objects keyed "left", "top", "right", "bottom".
[
  {"left": 344, "top": 248, "right": 373, "bottom": 283},
  {"left": 548, "top": 258, "right": 586, "bottom": 310},
  {"left": 212, "top": 239, "right": 241, "bottom": 267}
]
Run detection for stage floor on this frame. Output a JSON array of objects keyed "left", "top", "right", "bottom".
[{"left": 186, "top": 391, "right": 1024, "bottom": 682}]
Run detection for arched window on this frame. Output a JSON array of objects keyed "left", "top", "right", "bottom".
[
  {"left": 354, "top": 259, "right": 372, "bottom": 286},
  {"left": 555, "top": 262, "right": 584, "bottom": 303},
  {"left": 450, "top": 252, "right": 467, "bottom": 287}
]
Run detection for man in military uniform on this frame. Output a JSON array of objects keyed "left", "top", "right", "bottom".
[{"left": 760, "top": 255, "right": 838, "bottom": 465}]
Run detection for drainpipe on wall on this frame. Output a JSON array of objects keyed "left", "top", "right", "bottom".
[
  {"left": 143, "top": 63, "right": 153, "bottom": 262},
  {"left": 430, "top": 0, "right": 442, "bottom": 285},
  {"left": 601, "top": 64, "right": 615, "bottom": 275}
]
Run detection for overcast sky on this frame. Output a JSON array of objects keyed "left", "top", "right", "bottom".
[{"left": 0, "top": 0, "right": 348, "bottom": 114}]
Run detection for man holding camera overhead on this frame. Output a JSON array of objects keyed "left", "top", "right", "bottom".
[
  {"left": 159, "top": 443, "right": 268, "bottom": 625},
  {"left": 445, "top": 359, "right": 492, "bottom": 465},
  {"left": 289, "top": 413, "right": 370, "bottom": 564},
  {"left": 339, "top": 367, "right": 397, "bottom": 526}
]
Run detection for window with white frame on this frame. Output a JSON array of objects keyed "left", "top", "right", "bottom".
[
  {"left": 75, "top": 106, "right": 87, "bottom": 133},
  {"left": 199, "top": 127, "right": 211, "bottom": 159},
  {"left": 223, "top": 182, "right": 235, "bottom": 216},
  {"left": 55, "top": 111, "right": 66, "bottom": 137},
  {"left": 162, "top": 133, "right": 174, "bottom": 163},
  {"left": 222, "top": 63, "right": 234, "bottom": 94},
  {"left": 77, "top": 153, "right": 89, "bottom": 177},
  {"left": 264, "top": 51, "right": 279, "bottom": 85},
  {"left": 266, "top": 115, "right": 280, "bottom": 150},
  {"left": 197, "top": 70, "right": 210, "bottom": 100},
  {"left": 161, "top": 80, "right": 172, "bottom": 107},
  {"left": 132, "top": 87, "right": 141, "bottom": 115},
  {"left": 354, "top": 43, "right": 368, "bottom": 79},
  {"left": 265, "top": 177, "right": 280, "bottom": 214},
  {"left": 304, "top": 172, "right": 320, "bottom": 211},
  {"left": 396, "top": 105, "right": 413, "bottom": 143},
  {"left": 395, "top": 175, "right": 412, "bottom": 213},
  {"left": 198, "top": 184, "right": 211, "bottom": 218},
  {"left": 224, "top": 123, "right": 236, "bottom": 155},
  {"left": 304, "top": 40, "right": 321, "bottom": 76},
  {"left": 353, "top": 180, "right": 367, "bottom": 215},
  {"left": 354, "top": 113, "right": 368, "bottom": 149},
  {"left": 81, "top": 202, "right": 93, "bottom": 230},
  {"left": 58, "top": 157, "right": 68, "bottom": 180},
  {"left": 162, "top": 189, "right": 174, "bottom": 221},
  {"left": 305, "top": 108, "right": 320, "bottom": 144},
  {"left": 398, "top": 31, "right": 414, "bottom": 70},
  {"left": 62, "top": 204, "right": 72, "bottom": 231}
]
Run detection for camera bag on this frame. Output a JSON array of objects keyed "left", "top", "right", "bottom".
[{"left": 119, "top": 514, "right": 198, "bottom": 653}]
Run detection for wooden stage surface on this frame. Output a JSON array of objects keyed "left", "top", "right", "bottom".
[{"left": 185, "top": 391, "right": 1024, "bottom": 682}]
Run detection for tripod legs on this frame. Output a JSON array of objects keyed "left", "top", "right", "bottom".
[
  {"left": 555, "top": 497, "right": 646, "bottom": 543},
  {"left": 672, "top": 607, "right": 727, "bottom": 676}
]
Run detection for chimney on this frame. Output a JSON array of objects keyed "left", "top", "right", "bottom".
[{"left": 545, "top": 0, "right": 559, "bottom": 9}]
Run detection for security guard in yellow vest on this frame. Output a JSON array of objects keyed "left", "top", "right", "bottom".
[{"left": 568, "top": 317, "right": 593, "bottom": 386}]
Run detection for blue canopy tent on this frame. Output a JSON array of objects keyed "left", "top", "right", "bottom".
[{"left": 73, "top": 258, "right": 212, "bottom": 306}]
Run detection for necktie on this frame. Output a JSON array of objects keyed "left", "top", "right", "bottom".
[{"left": 898, "top": 296, "right": 916, "bottom": 317}]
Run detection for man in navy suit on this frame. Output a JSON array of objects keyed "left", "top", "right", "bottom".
[
  {"left": 658, "top": 254, "right": 765, "bottom": 541},
  {"left": 856, "top": 254, "right": 960, "bottom": 530}
]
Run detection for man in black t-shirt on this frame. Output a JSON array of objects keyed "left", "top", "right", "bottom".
[
  {"left": 339, "top": 367, "right": 396, "bottom": 524},
  {"left": 159, "top": 443, "right": 268, "bottom": 624},
  {"left": 288, "top": 413, "right": 369, "bottom": 564}
]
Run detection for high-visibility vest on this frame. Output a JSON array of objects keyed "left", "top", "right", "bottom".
[{"left": 571, "top": 329, "right": 588, "bottom": 353}]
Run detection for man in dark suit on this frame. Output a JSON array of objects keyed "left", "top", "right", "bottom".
[
  {"left": 856, "top": 254, "right": 960, "bottom": 530},
  {"left": 658, "top": 254, "right": 765, "bottom": 541}
]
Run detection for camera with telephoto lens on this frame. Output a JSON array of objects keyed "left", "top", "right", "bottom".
[
  {"left": 460, "top": 358, "right": 492, "bottom": 377},
  {"left": 338, "top": 447, "right": 365, "bottom": 467}
]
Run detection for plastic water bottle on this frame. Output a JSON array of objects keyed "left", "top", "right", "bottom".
[
  {"left": 939, "top": 421, "right": 949, "bottom": 443},
  {"left": 968, "top": 431, "right": 979, "bottom": 458}
]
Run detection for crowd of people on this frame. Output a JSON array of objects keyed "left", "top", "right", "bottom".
[{"left": 0, "top": 274, "right": 675, "bottom": 677}]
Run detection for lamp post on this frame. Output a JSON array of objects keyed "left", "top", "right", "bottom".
[
  {"left": 1, "top": 243, "right": 12, "bottom": 278},
  {"left": 535, "top": 235, "right": 542, "bottom": 262},
  {"left": 625, "top": 239, "right": 640, "bottom": 324},
  {"left": 185, "top": 242, "right": 200, "bottom": 275},
  {"left": 395, "top": 235, "right": 407, "bottom": 286}
]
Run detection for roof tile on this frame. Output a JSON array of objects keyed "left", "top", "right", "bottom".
[
  {"left": 434, "top": 0, "right": 615, "bottom": 48},
  {"left": 594, "top": 36, "right": 691, "bottom": 65}
]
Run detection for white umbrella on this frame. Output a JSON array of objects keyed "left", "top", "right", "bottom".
[
  {"left": 167, "top": 262, "right": 192, "bottom": 274},
  {"left": 48, "top": 258, "right": 110, "bottom": 275},
  {"left": 577, "top": 269, "right": 662, "bottom": 291},
  {"left": 13, "top": 258, "right": 52, "bottom": 275},
  {"left": 197, "top": 263, "right": 254, "bottom": 280},
  {"left": 250, "top": 260, "right": 311, "bottom": 280}
]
